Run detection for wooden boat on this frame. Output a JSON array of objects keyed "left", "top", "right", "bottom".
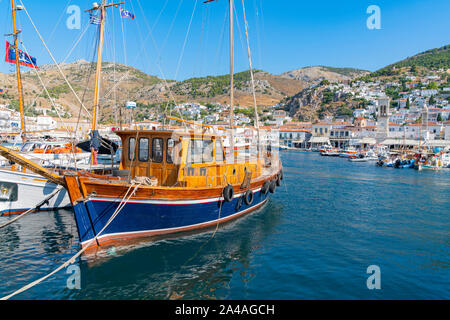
[{"left": 64, "top": 129, "right": 282, "bottom": 248}]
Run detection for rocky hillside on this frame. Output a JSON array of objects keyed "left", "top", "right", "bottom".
[
  {"left": 0, "top": 60, "right": 307, "bottom": 123},
  {"left": 282, "top": 84, "right": 367, "bottom": 122},
  {"left": 280, "top": 66, "right": 369, "bottom": 85}
]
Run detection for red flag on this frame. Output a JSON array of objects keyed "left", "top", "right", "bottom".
[{"left": 5, "top": 41, "right": 38, "bottom": 69}]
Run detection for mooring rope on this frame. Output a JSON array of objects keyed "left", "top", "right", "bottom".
[
  {"left": 0, "top": 183, "right": 142, "bottom": 300},
  {"left": 0, "top": 186, "right": 64, "bottom": 229}
]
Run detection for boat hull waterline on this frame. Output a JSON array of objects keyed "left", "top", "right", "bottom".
[{"left": 73, "top": 186, "right": 271, "bottom": 248}]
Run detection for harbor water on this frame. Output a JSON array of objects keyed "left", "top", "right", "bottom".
[{"left": 0, "top": 150, "right": 449, "bottom": 299}]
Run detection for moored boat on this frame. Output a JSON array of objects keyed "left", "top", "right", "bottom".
[{"left": 64, "top": 129, "right": 282, "bottom": 248}]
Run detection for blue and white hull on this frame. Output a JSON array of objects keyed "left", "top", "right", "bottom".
[{"left": 73, "top": 187, "right": 270, "bottom": 248}]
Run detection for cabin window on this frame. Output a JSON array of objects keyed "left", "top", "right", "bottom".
[
  {"left": 215, "top": 139, "right": 224, "bottom": 162},
  {"left": 138, "top": 138, "right": 149, "bottom": 162},
  {"left": 129, "top": 137, "right": 136, "bottom": 161},
  {"left": 188, "top": 140, "right": 213, "bottom": 164},
  {"left": 167, "top": 139, "right": 175, "bottom": 164},
  {"left": 152, "top": 138, "right": 164, "bottom": 163}
]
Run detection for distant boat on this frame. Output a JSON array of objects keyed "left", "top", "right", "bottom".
[{"left": 320, "top": 148, "right": 340, "bottom": 157}]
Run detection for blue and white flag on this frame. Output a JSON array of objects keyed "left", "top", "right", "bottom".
[
  {"left": 89, "top": 13, "right": 101, "bottom": 25},
  {"left": 120, "top": 8, "right": 135, "bottom": 20}
]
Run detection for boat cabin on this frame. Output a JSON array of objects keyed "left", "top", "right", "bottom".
[{"left": 116, "top": 130, "right": 264, "bottom": 188}]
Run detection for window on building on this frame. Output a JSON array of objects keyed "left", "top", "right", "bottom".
[
  {"left": 138, "top": 138, "right": 149, "bottom": 162},
  {"left": 152, "top": 138, "right": 164, "bottom": 163}
]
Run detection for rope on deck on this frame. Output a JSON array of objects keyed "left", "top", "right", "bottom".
[
  {"left": 0, "top": 183, "right": 142, "bottom": 300},
  {"left": 0, "top": 186, "right": 64, "bottom": 229}
]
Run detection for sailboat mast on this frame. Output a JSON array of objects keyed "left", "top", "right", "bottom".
[
  {"left": 228, "top": 0, "right": 235, "bottom": 159},
  {"left": 229, "top": 0, "right": 234, "bottom": 129},
  {"left": 10, "top": 0, "right": 26, "bottom": 142},
  {"left": 92, "top": 0, "right": 107, "bottom": 131}
]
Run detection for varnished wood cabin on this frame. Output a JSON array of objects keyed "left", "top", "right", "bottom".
[{"left": 116, "top": 130, "right": 266, "bottom": 189}]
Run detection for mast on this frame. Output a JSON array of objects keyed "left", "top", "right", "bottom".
[
  {"left": 229, "top": 0, "right": 234, "bottom": 129},
  {"left": 91, "top": 1, "right": 106, "bottom": 132},
  {"left": 88, "top": 0, "right": 124, "bottom": 131},
  {"left": 10, "top": 0, "right": 26, "bottom": 142},
  {"left": 86, "top": 1, "right": 124, "bottom": 164},
  {"left": 228, "top": 0, "right": 235, "bottom": 158}
]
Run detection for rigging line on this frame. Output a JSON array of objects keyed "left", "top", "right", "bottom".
[
  {"left": 74, "top": 28, "right": 100, "bottom": 138},
  {"left": 214, "top": 8, "right": 228, "bottom": 74},
  {"left": 119, "top": 3, "right": 129, "bottom": 101},
  {"left": 151, "top": 0, "right": 169, "bottom": 31},
  {"left": 0, "top": 182, "right": 142, "bottom": 301},
  {"left": 192, "top": 5, "right": 207, "bottom": 78},
  {"left": 253, "top": 0, "right": 262, "bottom": 67},
  {"left": 18, "top": 0, "right": 92, "bottom": 120},
  {"left": 258, "top": 0, "right": 265, "bottom": 67},
  {"left": 241, "top": 0, "right": 260, "bottom": 129},
  {"left": 159, "top": 0, "right": 184, "bottom": 62},
  {"left": 233, "top": 3, "right": 247, "bottom": 64},
  {"left": 37, "top": 0, "right": 73, "bottom": 58},
  {"left": 112, "top": 3, "right": 118, "bottom": 125},
  {"left": 21, "top": 41, "right": 74, "bottom": 140},
  {"left": 61, "top": 21, "right": 91, "bottom": 65},
  {"left": 174, "top": 0, "right": 199, "bottom": 81},
  {"left": 165, "top": 171, "right": 227, "bottom": 299},
  {"left": 134, "top": 0, "right": 187, "bottom": 128},
  {"left": 202, "top": 6, "right": 211, "bottom": 76}
]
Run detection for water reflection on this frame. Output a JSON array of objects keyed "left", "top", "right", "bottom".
[{"left": 73, "top": 202, "right": 282, "bottom": 300}]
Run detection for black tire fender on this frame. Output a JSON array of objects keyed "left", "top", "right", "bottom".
[
  {"left": 223, "top": 184, "right": 234, "bottom": 202},
  {"left": 269, "top": 180, "right": 276, "bottom": 194},
  {"left": 261, "top": 180, "right": 270, "bottom": 195},
  {"left": 244, "top": 190, "right": 254, "bottom": 206}
]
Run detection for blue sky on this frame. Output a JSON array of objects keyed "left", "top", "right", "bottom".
[{"left": 1, "top": 0, "right": 449, "bottom": 80}]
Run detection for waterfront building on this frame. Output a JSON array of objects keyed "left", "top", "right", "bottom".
[
  {"left": 279, "top": 128, "right": 311, "bottom": 148},
  {"left": 376, "top": 97, "right": 391, "bottom": 142}
]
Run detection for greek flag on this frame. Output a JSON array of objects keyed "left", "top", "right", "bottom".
[
  {"left": 89, "top": 13, "right": 101, "bottom": 25},
  {"left": 120, "top": 8, "right": 134, "bottom": 19}
]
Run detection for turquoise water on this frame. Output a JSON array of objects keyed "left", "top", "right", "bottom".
[{"left": 0, "top": 151, "right": 449, "bottom": 299}]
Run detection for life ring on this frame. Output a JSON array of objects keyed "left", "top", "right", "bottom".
[
  {"left": 223, "top": 184, "right": 234, "bottom": 202},
  {"left": 269, "top": 180, "right": 276, "bottom": 193},
  {"left": 244, "top": 190, "right": 254, "bottom": 205}
]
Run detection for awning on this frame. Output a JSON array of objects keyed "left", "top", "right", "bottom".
[
  {"left": 423, "top": 140, "right": 450, "bottom": 147},
  {"left": 360, "top": 137, "right": 377, "bottom": 145},
  {"left": 292, "top": 139, "right": 305, "bottom": 144},
  {"left": 381, "top": 139, "right": 420, "bottom": 146},
  {"left": 308, "top": 137, "right": 330, "bottom": 144}
]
